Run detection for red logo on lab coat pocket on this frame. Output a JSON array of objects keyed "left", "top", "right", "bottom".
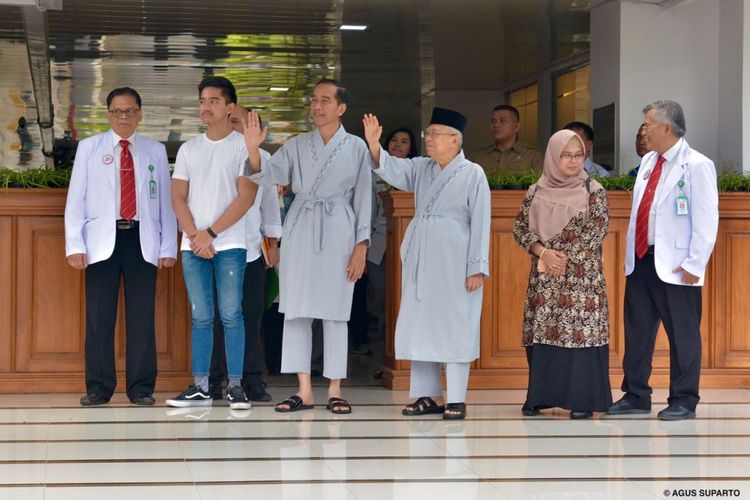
[{"left": 102, "top": 154, "right": 114, "bottom": 165}]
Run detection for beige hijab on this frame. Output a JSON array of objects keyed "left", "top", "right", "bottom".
[{"left": 528, "top": 129, "right": 602, "bottom": 242}]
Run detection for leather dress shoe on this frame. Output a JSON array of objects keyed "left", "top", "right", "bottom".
[
  {"left": 657, "top": 404, "right": 695, "bottom": 421},
  {"left": 80, "top": 393, "right": 110, "bottom": 406},
  {"left": 130, "top": 394, "right": 155, "bottom": 406},
  {"left": 607, "top": 398, "right": 650, "bottom": 415},
  {"left": 245, "top": 383, "right": 272, "bottom": 402},
  {"left": 570, "top": 410, "right": 593, "bottom": 419}
]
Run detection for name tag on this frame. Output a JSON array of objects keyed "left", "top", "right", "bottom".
[
  {"left": 148, "top": 164, "right": 157, "bottom": 199},
  {"left": 676, "top": 195, "right": 689, "bottom": 215}
]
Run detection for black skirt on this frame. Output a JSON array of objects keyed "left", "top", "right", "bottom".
[{"left": 524, "top": 343, "right": 613, "bottom": 412}]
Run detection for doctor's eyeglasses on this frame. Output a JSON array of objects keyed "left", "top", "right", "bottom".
[
  {"left": 108, "top": 108, "right": 140, "bottom": 118},
  {"left": 560, "top": 152, "right": 584, "bottom": 162}
]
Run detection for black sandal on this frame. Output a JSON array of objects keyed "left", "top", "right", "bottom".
[
  {"left": 443, "top": 402, "right": 466, "bottom": 420},
  {"left": 326, "top": 397, "right": 352, "bottom": 414},
  {"left": 402, "top": 397, "right": 445, "bottom": 416},
  {"left": 274, "top": 395, "right": 314, "bottom": 413}
]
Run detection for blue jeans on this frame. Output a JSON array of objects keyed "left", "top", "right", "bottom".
[{"left": 181, "top": 249, "right": 246, "bottom": 379}]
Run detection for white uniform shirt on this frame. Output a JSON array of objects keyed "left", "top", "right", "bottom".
[{"left": 244, "top": 149, "right": 283, "bottom": 262}]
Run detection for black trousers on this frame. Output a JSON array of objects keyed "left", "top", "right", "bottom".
[
  {"left": 210, "top": 256, "right": 266, "bottom": 388},
  {"left": 621, "top": 252, "right": 702, "bottom": 411},
  {"left": 85, "top": 226, "right": 157, "bottom": 399},
  {"left": 348, "top": 274, "right": 370, "bottom": 347}
]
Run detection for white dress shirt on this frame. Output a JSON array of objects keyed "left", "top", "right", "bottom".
[{"left": 647, "top": 139, "right": 682, "bottom": 245}]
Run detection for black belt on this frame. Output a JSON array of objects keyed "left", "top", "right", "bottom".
[
  {"left": 646, "top": 245, "right": 655, "bottom": 255},
  {"left": 116, "top": 219, "right": 139, "bottom": 230}
]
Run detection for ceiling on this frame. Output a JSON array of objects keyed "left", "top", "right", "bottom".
[{"left": 0, "top": 0, "right": 590, "bottom": 167}]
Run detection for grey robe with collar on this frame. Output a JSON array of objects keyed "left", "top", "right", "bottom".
[
  {"left": 251, "top": 126, "right": 371, "bottom": 321},
  {"left": 372, "top": 149, "right": 491, "bottom": 362}
]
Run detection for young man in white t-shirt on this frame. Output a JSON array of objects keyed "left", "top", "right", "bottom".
[{"left": 167, "top": 77, "right": 258, "bottom": 409}]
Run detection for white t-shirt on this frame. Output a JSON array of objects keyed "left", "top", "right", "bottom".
[{"left": 172, "top": 131, "right": 249, "bottom": 252}]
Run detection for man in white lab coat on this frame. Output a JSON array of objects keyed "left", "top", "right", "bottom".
[
  {"left": 608, "top": 100, "right": 719, "bottom": 421},
  {"left": 65, "top": 87, "right": 177, "bottom": 406}
]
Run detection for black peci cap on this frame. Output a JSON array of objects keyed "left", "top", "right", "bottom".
[{"left": 429, "top": 107, "right": 467, "bottom": 134}]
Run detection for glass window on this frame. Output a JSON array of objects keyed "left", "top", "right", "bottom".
[
  {"left": 554, "top": 64, "right": 591, "bottom": 131},
  {"left": 509, "top": 83, "right": 538, "bottom": 149}
]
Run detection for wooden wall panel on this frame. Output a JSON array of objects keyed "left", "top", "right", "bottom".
[
  {"left": 480, "top": 220, "right": 528, "bottom": 369},
  {"left": 0, "top": 187, "right": 748, "bottom": 391},
  {"left": 15, "top": 216, "right": 85, "bottom": 372},
  {"left": 715, "top": 221, "right": 750, "bottom": 368},
  {"left": 0, "top": 216, "right": 12, "bottom": 373},
  {"left": 0, "top": 189, "right": 192, "bottom": 392}
]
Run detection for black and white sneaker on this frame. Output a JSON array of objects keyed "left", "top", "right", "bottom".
[
  {"left": 227, "top": 385, "right": 252, "bottom": 410},
  {"left": 166, "top": 385, "right": 212, "bottom": 408}
]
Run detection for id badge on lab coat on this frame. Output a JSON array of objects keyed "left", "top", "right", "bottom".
[
  {"left": 676, "top": 195, "right": 689, "bottom": 215},
  {"left": 148, "top": 164, "right": 157, "bottom": 199}
]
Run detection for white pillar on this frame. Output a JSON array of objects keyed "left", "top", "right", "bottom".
[{"left": 592, "top": 0, "right": 744, "bottom": 172}]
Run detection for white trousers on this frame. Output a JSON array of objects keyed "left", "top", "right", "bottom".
[
  {"left": 281, "top": 317, "right": 348, "bottom": 380},
  {"left": 409, "top": 361, "right": 471, "bottom": 404}
]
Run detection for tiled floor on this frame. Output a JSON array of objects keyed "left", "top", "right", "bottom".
[{"left": 1, "top": 388, "right": 749, "bottom": 499}]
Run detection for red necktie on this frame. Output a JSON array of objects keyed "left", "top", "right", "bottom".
[
  {"left": 119, "top": 139, "right": 136, "bottom": 220},
  {"left": 635, "top": 155, "right": 666, "bottom": 259}
]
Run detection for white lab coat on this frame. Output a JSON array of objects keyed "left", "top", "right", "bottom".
[
  {"left": 65, "top": 130, "right": 178, "bottom": 266},
  {"left": 625, "top": 139, "right": 718, "bottom": 286}
]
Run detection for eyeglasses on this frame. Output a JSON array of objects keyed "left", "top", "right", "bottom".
[
  {"left": 109, "top": 108, "right": 140, "bottom": 118},
  {"left": 560, "top": 152, "right": 585, "bottom": 162},
  {"left": 640, "top": 122, "right": 662, "bottom": 132},
  {"left": 421, "top": 130, "right": 458, "bottom": 139}
]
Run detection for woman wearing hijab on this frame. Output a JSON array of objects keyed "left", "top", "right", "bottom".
[{"left": 513, "top": 129, "right": 612, "bottom": 419}]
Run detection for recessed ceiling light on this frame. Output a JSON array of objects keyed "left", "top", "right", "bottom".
[
  {"left": 340, "top": 25, "right": 367, "bottom": 31},
  {"left": 268, "top": 86, "right": 290, "bottom": 92}
]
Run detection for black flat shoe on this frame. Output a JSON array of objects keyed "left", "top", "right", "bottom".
[
  {"left": 244, "top": 382, "right": 272, "bottom": 402},
  {"left": 657, "top": 404, "right": 695, "bottom": 421},
  {"left": 521, "top": 404, "right": 541, "bottom": 416},
  {"left": 570, "top": 410, "right": 593, "bottom": 419},
  {"left": 80, "top": 393, "right": 110, "bottom": 406},
  {"left": 130, "top": 394, "right": 155, "bottom": 406},
  {"left": 607, "top": 398, "right": 650, "bottom": 415}
]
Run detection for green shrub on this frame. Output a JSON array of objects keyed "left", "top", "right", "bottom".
[
  {"left": 717, "top": 172, "right": 750, "bottom": 192},
  {"left": 589, "top": 175, "right": 636, "bottom": 191},
  {"left": 0, "top": 168, "right": 71, "bottom": 188},
  {"left": 0, "top": 167, "right": 749, "bottom": 193}
]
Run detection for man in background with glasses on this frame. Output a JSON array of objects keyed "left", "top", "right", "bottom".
[{"left": 65, "top": 87, "right": 177, "bottom": 406}]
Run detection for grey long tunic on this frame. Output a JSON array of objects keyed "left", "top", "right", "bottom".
[
  {"left": 252, "top": 126, "right": 371, "bottom": 321},
  {"left": 373, "top": 149, "right": 491, "bottom": 362}
]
